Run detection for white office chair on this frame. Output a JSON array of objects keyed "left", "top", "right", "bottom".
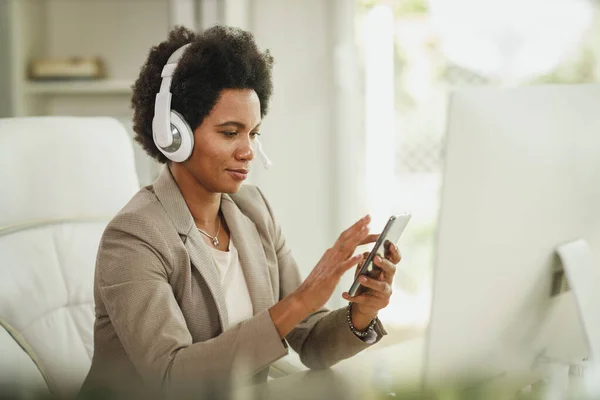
[{"left": 0, "top": 117, "right": 139, "bottom": 398}]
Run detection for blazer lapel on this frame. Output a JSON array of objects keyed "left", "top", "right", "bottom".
[
  {"left": 153, "top": 167, "right": 229, "bottom": 329},
  {"left": 221, "top": 194, "right": 274, "bottom": 315}
]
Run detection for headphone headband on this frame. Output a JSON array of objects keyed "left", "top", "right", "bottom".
[{"left": 153, "top": 43, "right": 192, "bottom": 150}]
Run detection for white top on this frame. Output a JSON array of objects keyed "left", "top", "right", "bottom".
[{"left": 209, "top": 239, "right": 253, "bottom": 330}]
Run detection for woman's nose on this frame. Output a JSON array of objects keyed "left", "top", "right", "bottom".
[{"left": 235, "top": 140, "right": 255, "bottom": 161}]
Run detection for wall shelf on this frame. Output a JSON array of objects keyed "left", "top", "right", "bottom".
[
  {"left": 5, "top": 0, "right": 208, "bottom": 186},
  {"left": 24, "top": 79, "right": 134, "bottom": 95}
]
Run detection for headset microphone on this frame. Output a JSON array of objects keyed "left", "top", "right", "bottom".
[{"left": 255, "top": 138, "right": 272, "bottom": 169}]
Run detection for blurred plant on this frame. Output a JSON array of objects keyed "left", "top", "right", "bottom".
[
  {"left": 359, "top": 0, "right": 428, "bottom": 15},
  {"left": 531, "top": 48, "right": 597, "bottom": 84}
]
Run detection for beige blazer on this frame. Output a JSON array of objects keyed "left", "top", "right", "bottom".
[{"left": 80, "top": 167, "right": 385, "bottom": 397}]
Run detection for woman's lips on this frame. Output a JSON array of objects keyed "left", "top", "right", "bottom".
[{"left": 226, "top": 169, "right": 248, "bottom": 181}]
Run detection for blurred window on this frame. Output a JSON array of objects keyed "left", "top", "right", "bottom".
[{"left": 356, "top": 0, "right": 600, "bottom": 328}]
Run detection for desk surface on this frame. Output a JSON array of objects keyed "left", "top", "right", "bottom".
[{"left": 240, "top": 338, "right": 425, "bottom": 400}]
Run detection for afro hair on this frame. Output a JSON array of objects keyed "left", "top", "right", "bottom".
[{"left": 131, "top": 25, "right": 275, "bottom": 163}]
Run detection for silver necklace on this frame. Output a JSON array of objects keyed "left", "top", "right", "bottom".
[{"left": 197, "top": 217, "right": 221, "bottom": 247}]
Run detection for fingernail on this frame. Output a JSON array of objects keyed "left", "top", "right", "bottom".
[
  {"left": 363, "top": 214, "right": 370, "bottom": 222},
  {"left": 360, "top": 276, "right": 367, "bottom": 283}
]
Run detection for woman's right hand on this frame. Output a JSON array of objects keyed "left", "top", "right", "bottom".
[{"left": 294, "top": 215, "right": 378, "bottom": 315}]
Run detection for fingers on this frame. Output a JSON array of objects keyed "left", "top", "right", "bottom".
[
  {"left": 334, "top": 215, "right": 371, "bottom": 259},
  {"left": 384, "top": 241, "right": 402, "bottom": 264},
  {"left": 338, "top": 253, "right": 364, "bottom": 274},
  {"left": 354, "top": 252, "right": 370, "bottom": 279},
  {"left": 373, "top": 255, "right": 396, "bottom": 282},
  {"left": 341, "top": 215, "right": 371, "bottom": 239},
  {"left": 359, "top": 233, "right": 379, "bottom": 246},
  {"left": 356, "top": 275, "right": 392, "bottom": 296},
  {"left": 342, "top": 291, "right": 390, "bottom": 308}
]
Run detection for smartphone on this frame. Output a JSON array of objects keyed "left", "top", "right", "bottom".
[{"left": 348, "top": 213, "right": 412, "bottom": 297}]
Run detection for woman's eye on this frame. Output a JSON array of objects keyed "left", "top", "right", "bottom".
[
  {"left": 251, "top": 131, "right": 261, "bottom": 138},
  {"left": 222, "top": 131, "right": 237, "bottom": 137}
]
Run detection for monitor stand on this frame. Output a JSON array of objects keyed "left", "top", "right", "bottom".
[
  {"left": 556, "top": 239, "right": 599, "bottom": 360},
  {"left": 555, "top": 239, "right": 600, "bottom": 395},
  {"left": 471, "top": 239, "right": 598, "bottom": 398},
  {"left": 527, "top": 239, "right": 600, "bottom": 398}
]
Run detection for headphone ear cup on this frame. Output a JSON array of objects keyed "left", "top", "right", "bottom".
[{"left": 165, "top": 110, "right": 194, "bottom": 162}]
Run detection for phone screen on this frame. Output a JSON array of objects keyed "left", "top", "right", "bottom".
[{"left": 348, "top": 213, "right": 411, "bottom": 296}]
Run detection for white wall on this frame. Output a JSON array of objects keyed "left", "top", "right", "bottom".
[
  {"left": 247, "top": 0, "right": 338, "bottom": 280},
  {"left": 45, "top": 1, "right": 169, "bottom": 80},
  {"left": 240, "top": 1, "right": 368, "bottom": 308}
]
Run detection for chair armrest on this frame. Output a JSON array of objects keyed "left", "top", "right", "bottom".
[{"left": 0, "top": 320, "right": 50, "bottom": 397}]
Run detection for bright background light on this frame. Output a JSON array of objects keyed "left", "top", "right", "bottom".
[{"left": 429, "top": 0, "right": 594, "bottom": 81}]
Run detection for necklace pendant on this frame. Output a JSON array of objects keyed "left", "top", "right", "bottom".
[{"left": 212, "top": 237, "right": 220, "bottom": 247}]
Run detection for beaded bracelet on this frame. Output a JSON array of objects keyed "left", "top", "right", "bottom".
[{"left": 346, "top": 302, "right": 377, "bottom": 338}]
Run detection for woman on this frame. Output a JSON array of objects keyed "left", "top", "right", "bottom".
[{"left": 80, "top": 25, "right": 401, "bottom": 397}]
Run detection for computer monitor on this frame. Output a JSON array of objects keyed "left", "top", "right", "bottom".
[{"left": 425, "top": 84, "right": 600, "bottom": 389}]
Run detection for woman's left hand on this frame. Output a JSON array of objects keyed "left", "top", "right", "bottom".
[{"left": 342, "top": 241, "right": 401, "bottom": 329}]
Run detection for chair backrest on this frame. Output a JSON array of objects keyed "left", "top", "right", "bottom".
[{"left": 0, "top": 117, "right": 140, "bottom": 397}]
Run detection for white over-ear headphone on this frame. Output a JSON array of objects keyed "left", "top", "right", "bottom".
[
  {"left": 152, "top": 43, "right": 272, "bottom": 168},
  {"left": 152, "top": 43, "right": 194, "bottom": 163}
]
